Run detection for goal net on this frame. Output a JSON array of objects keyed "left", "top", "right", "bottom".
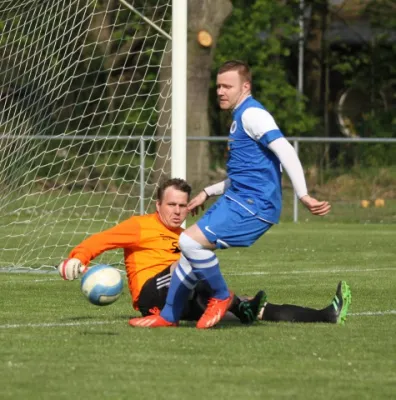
[{"left": 0, "top": 0, "right": 175, "bottom": 271}]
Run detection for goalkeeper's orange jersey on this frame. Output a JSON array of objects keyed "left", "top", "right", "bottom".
[{"left": 69, "top": 213, "right": 183, "bottom": 309}]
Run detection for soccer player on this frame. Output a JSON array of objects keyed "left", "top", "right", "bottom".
[
  {"left": 129, "top": 60, "right": 333, "bottom": 329},
  {"left": 57, "top": 178, "right": 265, "bottom": 324}
]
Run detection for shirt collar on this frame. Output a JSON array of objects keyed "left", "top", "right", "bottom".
[{"left": 233, "top": 94, "right": 252, "bottom": 113}]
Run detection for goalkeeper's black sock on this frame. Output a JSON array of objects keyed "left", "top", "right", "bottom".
[
  {"left": 228, "top": 294, "right": 242, "bottom": 318},
  {"left": 262, "top": 302, "right": 334, "bottom": 323}
]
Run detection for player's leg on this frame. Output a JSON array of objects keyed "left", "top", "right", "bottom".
[
  {"left": 130, "top": 255, "right": 200, "bottom": 327},
  {"left": 134, "top": 266, "right": 172, "bottom": 316},
  {"left": 158, "top": 198, "right": 233, "bottom": 328},
  {"left": 129, "top": 266, "right": 177, "bottom": 327},
  {"left": 231, "top": 290, "right": 267, "bottom": 324},
  {"left": 135, "top": 261, "right": 226, "bottom": 322},
  {"left": 155, "top": 252, "right": 201, "bottom": 322},
  {"left": 130, "top": 264, "right": 185, "bottom": 327},
  {"left": 260, "top": 281, "right": 352, "bottom": 325},
  {"left": 190, "top": 197, "right": 272, "bottom": 328},
  {"left": 324, "top": 281, "right": 352, "bottom": 324},
  {"left": 159, "top": 235, "right": 233, "bottom": 328},
  {"left": 183, "top": 280, "right": 266, "bottom": 325}
]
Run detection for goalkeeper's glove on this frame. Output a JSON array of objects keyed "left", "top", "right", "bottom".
[{"left": 58, "top": 258, "right": 87, "bottom": 280}]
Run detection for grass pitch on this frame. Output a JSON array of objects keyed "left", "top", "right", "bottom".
[{"left": 1, "top": 222, "right": 395, "bottom": 400}]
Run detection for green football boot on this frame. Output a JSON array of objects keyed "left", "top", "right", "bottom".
[
  {"left": 238, "top": 290, "right": 267, "bottom": 324},
  {"left": 330, "top": 281, "right": 352, "bottom": 325}
]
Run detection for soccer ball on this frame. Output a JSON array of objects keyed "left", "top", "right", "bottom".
[{"left": 81, "top": 264, "right": 123, "bottom": 306}]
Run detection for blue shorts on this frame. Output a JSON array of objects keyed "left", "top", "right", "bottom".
[{"left": 197, "top": 196, "right": 272, "bottom": 248}]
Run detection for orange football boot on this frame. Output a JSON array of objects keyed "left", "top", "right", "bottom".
[
  {"left": 129, "top": 314, "right": 178, "bottom": 328},
  {"left": 196, "top": 291, "right": 234, "bottom": 329}
]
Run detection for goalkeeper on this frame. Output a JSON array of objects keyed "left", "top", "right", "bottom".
[{"left": 58, "top": 178, "right": 265, "bottom": 324}]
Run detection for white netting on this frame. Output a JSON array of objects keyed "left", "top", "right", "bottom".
[{"left": 0, "top": 0, "right": 173, "bottom": 270}]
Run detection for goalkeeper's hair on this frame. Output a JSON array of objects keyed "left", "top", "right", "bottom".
[
  {"left": 218, "top": 60, "right": 252, "bottom": 84},
  {"left": 157, "top": 178, "right": 192, "bottom": 202}
]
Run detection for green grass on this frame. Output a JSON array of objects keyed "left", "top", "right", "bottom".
[
  {"left": 1, "top": 177, "right": 396, "bottom": 269},
  {"left": 1, "top": 222, "right": 395, "bottom": 399}
]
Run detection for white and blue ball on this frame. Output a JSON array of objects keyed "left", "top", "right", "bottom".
[{"left": 81, "top": 265, "right": 123, "bottom": 306}]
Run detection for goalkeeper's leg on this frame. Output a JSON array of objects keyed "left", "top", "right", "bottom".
[
  {"left": 136, "top": 267, "right": 172, "bottom": 316},
  {"left": 260, "top": 281, "right": 352, "bottom": 325},
  {"left": 182, "top": 281, "right": 265, "bottom": 324}
]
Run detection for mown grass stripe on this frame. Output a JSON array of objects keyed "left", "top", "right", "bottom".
[{"left": 1, "top": 310, "right": 395, "bottom": 329}]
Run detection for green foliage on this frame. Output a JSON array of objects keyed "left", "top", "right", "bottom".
[
  {"left": 0, "top": 1, "right": 170, "bottom": 140},
  {"left": 328, "top": 0, "right": 396, "bottom": 166},
  {"left": 212, "top": 0, "right": 318, "bottom": 137},
  {"left": 331, "top": 1, "right": 396, "bottom": 134}
]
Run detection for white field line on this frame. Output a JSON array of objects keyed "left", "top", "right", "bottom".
[
  {"left": 349, "top": 310, "right": 396, "bottom": 316},
  {"left": 225, "top": 267, "right": 396, "bottom": 276},
  {"left": 1, "top": 267, "right": 395, "bottom": 284},
  {"left": 0, "top": 278, "right": 60, "bottom": 284},
  {"left": 0, "top": 310, "right": 395, "bottom": 329},
  {"left": 0, "top": 320, "right": 120, "bottom": 329}
]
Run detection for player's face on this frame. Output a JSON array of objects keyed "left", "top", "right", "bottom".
[
  {"left": 216, "top": 70, "right": 251, "bottom": 110},
  {"left": 156, "top": 186, "right": 189, "bottom": 229}
]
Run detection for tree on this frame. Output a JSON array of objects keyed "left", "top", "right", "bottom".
[
  {"left": 324, "top": 0, "right": 396, "bottom": 166},
  {"left": 155, "top": 0, "right": 233, "bottom": 186},
  {"left": 213, "top": 0, "right": 318, "bottom": 137},
  {"left": 204, "top": 0, "right": 319, "bottom": 171}
]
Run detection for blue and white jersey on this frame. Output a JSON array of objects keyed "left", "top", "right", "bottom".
[{"left": 225, "top": 95, "right": 284, "bottom": 223}]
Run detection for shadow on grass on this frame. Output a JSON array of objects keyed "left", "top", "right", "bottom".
[
  {"left": 62, "top": 315, "right": 106, "bottom": 321},
  {"left": 62, "top": 315, "right": 253, "bottom": 330},
  {"left": 80, "top": 331, "right": 120, "bottom": 336}
]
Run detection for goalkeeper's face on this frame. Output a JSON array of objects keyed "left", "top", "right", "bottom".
[
  {"left": 216, "top": 70, "right": 251, "bottom": 110},
  {"left": 156, "top": 186, "right": 189, "bottom": 229}
]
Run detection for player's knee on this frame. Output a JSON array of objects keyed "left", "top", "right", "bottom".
[{"left": 179, "top": 232, "right": 202, "bottom": 252}]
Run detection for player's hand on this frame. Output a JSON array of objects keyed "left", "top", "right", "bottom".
[
  {"left": 188, "top": 190, "right": 208, "bottom": 216},
  {"left": 299, "top": 195, "right": 331, "bottom": 216},
  {"left": 58, "top": 258, "right": 87, "bottom": 280}
]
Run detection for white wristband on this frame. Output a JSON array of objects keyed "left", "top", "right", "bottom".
[{"left": 203, "top": 179, "right": 231, "bottom": 197}]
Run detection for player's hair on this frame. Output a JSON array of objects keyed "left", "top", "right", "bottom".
[
  {"left": 217, "top": 60, "right": 252, "bottom": 84},
  {"left": 157, "top": 178, "right": 192, "bottom": 202}
]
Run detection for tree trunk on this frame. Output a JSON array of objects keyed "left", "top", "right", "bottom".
[
  {"left": 155, "top": 0, "right": 232, "bottom": 189},
  {"left": 305, "top": 0, "right": 326, "bottom": 113},
  {"left": 186, "top": 0, "right": 232, "bottom": 188}
]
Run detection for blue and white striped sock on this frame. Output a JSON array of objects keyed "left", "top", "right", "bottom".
[
  {"left": 160, "top": 255, "right": 198, "bottom": 323},
  {"left": 180, "top": 232, "right": 229, "bottom": 300}
]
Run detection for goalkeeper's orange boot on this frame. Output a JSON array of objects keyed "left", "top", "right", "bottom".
[
  {"left": 196, "top": 291, "right": 234, "bottom": 329},
  {"left": 129, "top": 314, "right": 178, "bottom": 328}
]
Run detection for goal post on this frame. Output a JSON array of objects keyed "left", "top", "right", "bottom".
[
  {"left": 171, "top": 0, "right": 187, "bottom": 181},
  {"left": 0, "top": 0, "right": 187, "bottom": 271}
]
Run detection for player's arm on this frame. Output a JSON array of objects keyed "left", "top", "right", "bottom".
[
  {"left": 188, "top": 179, "right": 231, "bottom": 216},
  {"left": 242, "top": 107, "right": 330, "bottom": 216},
  {"left": 203, "top": 179, "right": 231, "bottom": 197},
  {"left": 58, "top": 218, "right": 140, "bottom": 280},
  {"left": 268, "top": 138, "right": 330, "bottom": 215}
]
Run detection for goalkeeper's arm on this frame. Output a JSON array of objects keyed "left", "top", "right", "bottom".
[{"left": 57, "top": 216, "right": 140, "bottom": 280}]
